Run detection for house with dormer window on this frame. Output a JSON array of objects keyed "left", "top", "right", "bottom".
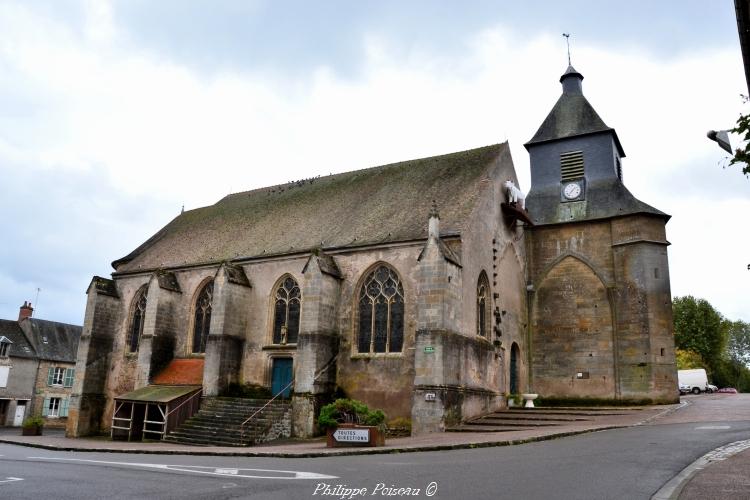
[{"left": 0, "top": 302, "right": 81, "bottom": 427}]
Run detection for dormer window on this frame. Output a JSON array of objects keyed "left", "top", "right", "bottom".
[
  {"left": 560, "top": 151, "right": 585, "bottom": 181},
  {"left": 616, "top": 157, "right": 623, "bottom": 181},
  {"left": 0, "top": 336, "right": 11, "bottom": 357}
]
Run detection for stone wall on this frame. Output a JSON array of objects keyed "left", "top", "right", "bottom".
[{"left": 526, "top": 215, "right": 678, "bottom": 403}]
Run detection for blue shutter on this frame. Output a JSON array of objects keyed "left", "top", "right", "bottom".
[
  {"left": 47, "top": 367, "right": 54, "bottom": 386},
  {"left": 64, "top": 368, "right": 75, "bottom": 388},
  {"left": 60, "top": 398, "right": 69, "bottom": 417},
  {"left": 42, "top": 397, "right": 50, "bottom": 417}
]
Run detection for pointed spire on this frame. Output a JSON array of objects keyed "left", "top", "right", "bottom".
[
  {"left": 429, "top": 199, "right": 440, "bottom": 219},
  {"left": 560, "top": 65, "right": 584, "bottom": 94},
  {"left": 428, "top": 200, "right": 440, "bottom": 240}
]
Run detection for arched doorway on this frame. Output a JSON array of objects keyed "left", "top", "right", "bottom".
[{"left": 510, "top": 342, "right": 521, "bottom": 395}]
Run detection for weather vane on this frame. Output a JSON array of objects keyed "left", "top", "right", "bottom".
[{"left": 562, "top": 33, "right": 572, "bottom": 65}]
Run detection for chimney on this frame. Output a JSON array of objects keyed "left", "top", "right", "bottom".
[{"left": 18, "top": 301, "right": 33, "bottom": 322}]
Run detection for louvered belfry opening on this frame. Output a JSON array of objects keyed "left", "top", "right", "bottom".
[{"left": 560, "top": 150, "right": 584, "bottom": 181}]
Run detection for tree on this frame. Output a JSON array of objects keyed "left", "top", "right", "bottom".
[
  {"left": 726, "top": 320, "right": 750, "bottom": 366},
  {"left": 675, "top": 349, "right": 705, "bottom": 370},
  {"left": 729, "top": 111, "right": 750, "bottom": 177},
  {"left": 672, "top": 296, "right": 727, "bottom": 372}
]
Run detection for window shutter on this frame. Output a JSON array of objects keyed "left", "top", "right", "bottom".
[
  {"left": 42, "top": 397, "right": 50, "bottom": 417},
  {"left": 61, "top": 398, "right": 69, "bottom": 417},
  {"left": 64, "top": 368, "right": 75, "bottom": 388},
  {"left": 47, "top": 367, "right": 54, "bottom": 386}
]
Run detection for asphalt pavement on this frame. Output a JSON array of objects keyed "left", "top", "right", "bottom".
[{"left": 0, "top": 394, "right": 750, "bottom": 500}]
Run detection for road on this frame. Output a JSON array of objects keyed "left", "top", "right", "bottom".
[{"left": 1, "top": 398, "right": 748, "bottom": 499}]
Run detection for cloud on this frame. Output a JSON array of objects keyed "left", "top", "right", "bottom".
[{"left": 0, "top": 1, "right": 747, "bottom": 325}]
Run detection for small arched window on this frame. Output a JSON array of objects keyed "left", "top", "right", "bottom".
[
  {"left": 192, "top": 280, "right": 213, "bottom": 354},
  {"left": 357, "top": 265, "right": 404, "bottom": 353},
  {"left": 129, "top": 286, "right": 148, "bottom": 352},
  {"left": 272, "top": 276, "right": 301, "bottom": 344},
  {"left": 477, "top": 272, "right": 489, "bottom": 337}
]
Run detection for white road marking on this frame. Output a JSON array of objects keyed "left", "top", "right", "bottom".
[
  {"left": 0, "top": 477, "right": 23, "bottom": 484},
  {"left": 27, "top": 457, "right": 337, "bottom": 480},
  {"left": 694, "top": 425, "right": 731, "bottom": 430}
]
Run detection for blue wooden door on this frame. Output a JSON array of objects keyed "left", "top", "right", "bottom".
[{"left": 271, "top": 358, "right": 293, "bottom": 398}]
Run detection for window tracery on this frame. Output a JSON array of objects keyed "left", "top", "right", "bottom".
[
  {"left": 357, "top": 265, "right": 404, "bottom": 353},
  {"left": 273, "top": 276, "right": 301, "bottom": 345},
  {"left": 192, "top": 280, "right": 213, "bottom": 354},
  {"left": 477, "top": 272, "right": 489, "bottom": 338},
  {"left": 129, "top": 287, "right": 147, "bottom": 352}
]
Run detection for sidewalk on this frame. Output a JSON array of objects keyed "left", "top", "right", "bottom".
[
  {"left": 678, "top": 446, "right": 750, "bottom": 500},
  {"left": 0, "top": 404, "right": 676, "bottom": 458}
]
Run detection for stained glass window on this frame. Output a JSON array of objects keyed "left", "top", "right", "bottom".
[
  {"left": 192, "top": 280, "right": 213, "bottom": 353},
  {"left": 272, "top": 276, "right": 301, "bottom": 344},
  {"left": 477, "top": 272, "right": 489, "bottom": 337},
  {"left": 129, "top": 287, "right": 148, "bottom": 352},
  {"left": 357, "top": 265, "right": 405, "bottom": 353}
]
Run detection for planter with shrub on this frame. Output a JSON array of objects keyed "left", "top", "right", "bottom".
[
  {"left": 318, "top": 398, "right": 386, "bottom": 447},
  {"left": 21, "top": 416, "right": 44, "bottom": 436}
]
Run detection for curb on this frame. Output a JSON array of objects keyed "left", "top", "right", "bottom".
[
  {"left": 0, "top": 425, "right": 625, "bottom": 459},
  {"left": 651, "top": 439, "right": 750, "bottom": 500}
]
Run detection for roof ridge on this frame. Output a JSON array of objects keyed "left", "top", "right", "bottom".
[{"left": 221, "top": 143, "right": 507, "bottom": 200}]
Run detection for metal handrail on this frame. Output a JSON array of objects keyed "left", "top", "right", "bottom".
[
  {"left": 239, "top": 378, "right": 294, "bottom": 442},
  {"left": 165, "top": 388, "right": 203, "bottom": 418},
  {"left": 239, "top": 352, "right": 339, "bottom": 443}
]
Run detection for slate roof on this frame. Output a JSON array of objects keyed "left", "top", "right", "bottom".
[
  {"left": 113, "top": 144, "right": 511, "bottom": 273},
  {"left": 22, "top": 318, "right": 81, "bottom": 363},
  {"left": 525, "top": 67, "right": 624, "bottom": 156},
  {"left": 526, "top": 179, "right": 670, "bottom": 226},
  {"left": 0, "top": 319, "right": 36, "bottom": 359}
]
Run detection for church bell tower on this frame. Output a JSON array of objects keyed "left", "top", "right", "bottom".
[{"left": 523, "top": 66, "right": 678, "bottom": 404}]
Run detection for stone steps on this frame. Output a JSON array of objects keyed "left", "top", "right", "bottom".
[
  {"left": 445, "top": 406, "right": 625, "bottom": 433},
  {"left": 446, "top": 425, "right": 535, "bottom": 433},
  {"left": 163, "top": 397, "right": 291, "bottom": 447}
]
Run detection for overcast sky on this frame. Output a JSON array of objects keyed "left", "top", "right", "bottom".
[{"left": 0, "top": 0, "right": 747, "bottom": 325}]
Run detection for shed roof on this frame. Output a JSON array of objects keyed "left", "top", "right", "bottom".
[
  {"left": 113, "top": 143, "right": 511, "bottom": 273},
  {"left": 115, "top": 385, "right": 202, "bottom": 403}
]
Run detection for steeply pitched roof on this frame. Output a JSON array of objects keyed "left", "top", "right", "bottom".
[
  {"left": 0, "top": 319, "right": 36, "bottom": 359},
  {"left": 21, "top": 318, "right": 81, "bottom": 363},
  {"left": 526, "top": 179, "right": 670, "bottom": 226},
  {"left": 113, "top": 144, "right": 511, "bottom": 273},
  {"left": 525, "top": 93, "right": 621, "bottom": 149},
  {"left": 525, "top": 66, "right": 624, "bottom": 156}
]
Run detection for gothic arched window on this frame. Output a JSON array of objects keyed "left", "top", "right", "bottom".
[
  {"left": 357, "top": 265, "right": 404, "bottom": 353},
  {"left": 272, "top": 276, "right": 301, "bottom": 344},
  {"left": 192, "top": 280, "right": 213, "bottom": 354},
  {"left": 129, "top": 286, "right": 148, "bottom": 352},
  {"left": 477, "top": 272, "right": 490, "bottom": 337}
]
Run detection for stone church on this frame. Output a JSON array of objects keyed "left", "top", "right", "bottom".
[{"left": 67, "top": 66, "right": 678, "bottom": 441}]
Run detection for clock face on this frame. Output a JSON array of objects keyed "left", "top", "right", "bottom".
[{"left": 563, "top": 182, "right": 582, "bottom": 200}]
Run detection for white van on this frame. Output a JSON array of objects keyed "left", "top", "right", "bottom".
[{"left": 678, "top": 368, "right": 710, "bottom": 395}]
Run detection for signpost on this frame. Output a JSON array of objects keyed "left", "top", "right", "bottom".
[
  {"left": 326, "top": 425, "right": 384, "bottom": 447},
  {"left": 332, "top": 428, "right": 370, "bottom": 443}
]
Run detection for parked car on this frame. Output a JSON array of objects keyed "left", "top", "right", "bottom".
[
  {"left": 717, "top": 387, "right": 738, "bottom": 394},
  {"left": 706, "top": 384, "right": 718, "bottom": 393},
  {"left": 679, "top": 383, "right": 692, "bottom": 395}
]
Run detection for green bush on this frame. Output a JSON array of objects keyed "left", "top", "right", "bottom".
[
  {"left": 317, "top": 398, "right": 386, "bottom": 431},
  {"left": 22, "top": 416, "right": 44, "bottom": 429}
]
